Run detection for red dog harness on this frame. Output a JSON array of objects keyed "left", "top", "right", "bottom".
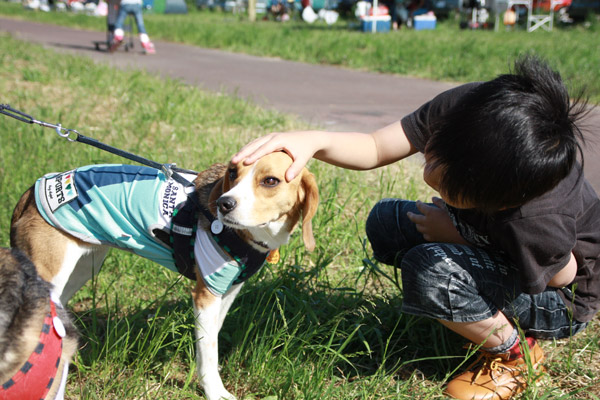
[{"left": 0, "top": 300, "right": 64, "bottom": 400}]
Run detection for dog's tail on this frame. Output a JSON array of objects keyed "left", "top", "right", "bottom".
[{"left": 10, "top": 185, "right": 35, "bottom": 248}]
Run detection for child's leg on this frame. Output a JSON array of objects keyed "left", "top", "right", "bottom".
[
  {"left": 128, "top": 5, "right": 155, "bottom": 53},
  {"left": 441, "top": 312, "right": 515, "bottom": 349},
  {"left": 368, "top": 200, "right": 520, "bottom": 347},
  {"left": 501, "top": 286, "right": 588, "bottom": 339},
  {"left": 113, "top": 6, "right": 129, "bottom": 40},
  {"left": 399, "top": 243, "right": 537, "bottom": 400},
  {"left": 401, "top": 241, "right": 587, "bottom": 343},
  {"left": 368, "top": 203, "right": 588, "bottom": 399},
  {"left": 130, "top": 6, "right": 149, "bottom": 39},
  {"left": 368, "top": 200, "right": 587, "bottom": 343},
  {"left": 366, "top": 199, "right": 428, "bottom": 266},
  {"left": 399, "top": 242, "right": 520, "bottom": 346}
]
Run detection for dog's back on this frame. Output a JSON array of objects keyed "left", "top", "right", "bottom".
[
  {"left": 9, "top": 184, "right": 35, "bottom": 248},
  {"left": 0, "top": 248, "right": 78, "bottom": 400}
]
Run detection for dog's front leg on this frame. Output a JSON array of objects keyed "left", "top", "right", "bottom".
[
  {"left": 217, "top": 283, "right": 243, "bottom": 331},
  {"left": 193, "top": 279, "right": 237, "bottom": 400}
]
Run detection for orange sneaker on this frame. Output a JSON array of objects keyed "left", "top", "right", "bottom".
[{"left": 444, "top": 340, "right": 545, "bottom": 400}]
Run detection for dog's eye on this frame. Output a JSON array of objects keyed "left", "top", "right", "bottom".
[
  {"left": 261, "top": 177, "right": 280, "bottom": 187},
  {"left": 228, "top": 168, "right": 237, "bottom": 181}
]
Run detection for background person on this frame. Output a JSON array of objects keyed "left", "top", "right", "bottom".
[{"left": 110, "top": 0, "right": 156, "bottom": 54}]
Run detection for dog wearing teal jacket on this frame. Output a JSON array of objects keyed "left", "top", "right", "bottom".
[{"left": 11, "top": 152, "right": 319, "bottom": 400}]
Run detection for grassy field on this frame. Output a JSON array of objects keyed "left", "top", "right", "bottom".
[
  {"left": 1, "top": 2, "right": 600, "bottom": 102},
  {"left": 1, "top": 8, "right": 599, "bottom": 400}
]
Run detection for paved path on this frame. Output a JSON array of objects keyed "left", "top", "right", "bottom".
[{"left": 2, "top": 17, "right": 599, "bottom": 193}]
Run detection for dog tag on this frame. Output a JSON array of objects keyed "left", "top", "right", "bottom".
[
  {"left": 53, "top": 316, "right": 66, "bottom": 338},
  {"left": 211, "top": 220, "right": 224, "bottom": 234}
]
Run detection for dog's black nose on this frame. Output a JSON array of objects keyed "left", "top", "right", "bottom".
[{"left": 217, "top": 196, "right": 237, "bottom": 214}]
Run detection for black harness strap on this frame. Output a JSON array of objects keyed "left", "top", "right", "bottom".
[{"left": 170, "top": 199, "right": 199, "bottom": 281}]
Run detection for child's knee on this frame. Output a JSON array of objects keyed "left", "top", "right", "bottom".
[
  {"left": 366, "top": 200, "right": 406, "bottom": 265},
  {"left": 365, "top": 201, "right": 385, "bottom": 243},
  {"left": 366, "top": 199, "right": 412, "bottom": 239}
]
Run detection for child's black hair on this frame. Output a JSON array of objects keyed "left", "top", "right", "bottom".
[{"left": 425, "top": 54, "right": 589, "bottom": 212}]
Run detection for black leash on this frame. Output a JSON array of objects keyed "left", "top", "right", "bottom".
[
  {"left": 1, "top": 104, "right": 204, "bottom": 209},
  {"left": 2, "top": 104, "right": 270, "bottom": 281},
  {"left": 1, "top": 103, "right": 198, "bottom": 184},
  {"left": 1, "top": 105, "right": 226, "bottom": 225}
]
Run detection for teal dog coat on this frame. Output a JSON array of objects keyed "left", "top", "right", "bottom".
[{"left": 34, "top": 164, "right": 258, "bottom": 296}]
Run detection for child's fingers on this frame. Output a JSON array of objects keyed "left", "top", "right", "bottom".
[
  {"left": 231, "top": 141, "right": 261, "bottom": 164},
  {"left": 431, "top": 197, "right": 445, "bottom": 208},
  {"left": 232, "top": 134, "right": 279, "bottom": 164},
  {"left": 285, "top": 158, "right": 309, "bottom": 182},
  {"left": 232, "top": 133, "right": 310, "bottom": 182},
  {"left": 407, "top": 211, "right": 424, "bottom": 225},
  {"left": 415, "top": 200, "right": 435, "bottom": 215},
  {"left": 407, "top": 211, "right": 430, "bottom": 239}
]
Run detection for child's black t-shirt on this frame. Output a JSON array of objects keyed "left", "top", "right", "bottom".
[{"left": 401, "top": 83, "right": 600, "bottom": 323}]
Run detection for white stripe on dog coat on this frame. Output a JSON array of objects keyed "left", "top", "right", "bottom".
[{"left": 194, "top": 229, "right": 244, "bottom": 296}]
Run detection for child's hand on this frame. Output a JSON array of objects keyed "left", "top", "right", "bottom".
[
  {"left": 232, "top": 131, "right": 320, "bottom": 182},
  {"left": 407, "top": 197, "right": 467, "bottom": 244},
  {"left": 233, "top": 123, "right": 416, "bottom": 181}
]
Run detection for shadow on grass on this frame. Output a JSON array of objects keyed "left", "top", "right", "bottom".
[
  {"left": 69, "top": 254, "right": 466, "bottom": 398},
  {"left": 226, "top": 260, "right": 467, "bottom": 377}
]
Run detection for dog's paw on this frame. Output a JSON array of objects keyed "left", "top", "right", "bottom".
[{"left": 204, "top": 387, "right": 236, "bottom": 400}]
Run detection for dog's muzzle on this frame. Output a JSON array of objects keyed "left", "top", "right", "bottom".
[{"left": 217, "top": 196, "right": 237, "bottom": 215}]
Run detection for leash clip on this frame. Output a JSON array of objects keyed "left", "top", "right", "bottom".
[
  {"left": 54, "top": 124, "right": 79, "bottom": 142},
  {"left": 162, "top": 163, "right": 176, "bottom": 179}
]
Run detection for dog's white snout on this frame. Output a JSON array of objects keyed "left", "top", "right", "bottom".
[{"left": 217, "top": 196, "right": 237, "bottom": 215}]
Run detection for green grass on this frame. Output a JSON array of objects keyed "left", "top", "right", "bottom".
[
  {"left": 1, "top": 23, "right": 599, "bottom": 400},
  {"left": 1, "top": 2, "right": 600, "bottom": 102}
]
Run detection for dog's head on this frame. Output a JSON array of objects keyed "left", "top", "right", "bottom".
[{"left": 211, "top": 152, "right": 319, "bottom": 252}]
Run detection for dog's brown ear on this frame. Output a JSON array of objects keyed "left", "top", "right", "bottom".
[
  {"left": 299, "top": 170, "right": 319, "bottom": 251},
  {"left": 195, "top": 163, "right": 228, "bottom": 216}
]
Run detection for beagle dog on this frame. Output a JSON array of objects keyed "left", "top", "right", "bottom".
[
  {"left": 10, "top": 151, "right": 319, "bottom": 400},
  {"left": 0, "top": 247, "right": 78, "bottom": 400}
]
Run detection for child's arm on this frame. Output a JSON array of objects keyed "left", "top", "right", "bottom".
[
  {"left": 547, "top": 252, "right": 578, "bottom": 288},
  {"left": 232, "top": 121, "right": 418, "bottom": 181}
]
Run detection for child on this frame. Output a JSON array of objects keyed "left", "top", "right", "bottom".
[
  {"left": 232, "top": 55, "right": 600, "bottom": 400},
  {"left": 110, "top": 0, "right": 156, "bottom": 54}
]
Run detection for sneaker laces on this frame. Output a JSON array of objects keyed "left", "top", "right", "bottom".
[{"left": 467, "top": 352, "right": 519, "bottom": 385}]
